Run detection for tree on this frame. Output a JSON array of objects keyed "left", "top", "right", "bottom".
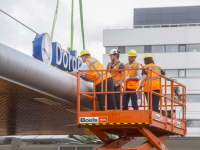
[{"left": 78, "top": 134, "right": 117, "bottom": 144}]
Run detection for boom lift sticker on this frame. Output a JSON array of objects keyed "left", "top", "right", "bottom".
[
  {"left": 155, "top": 114, "right": 161, "bottom": 121},
  {"left": 80, "top": 117, "right": 108, "bottom": 123},
  {"left": 176, "top": 121, "right": 181, "bottom": 128}
]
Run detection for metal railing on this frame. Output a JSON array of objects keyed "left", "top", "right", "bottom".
[{"left": 77, "top": 68, "right": 186, "bottom": 123}]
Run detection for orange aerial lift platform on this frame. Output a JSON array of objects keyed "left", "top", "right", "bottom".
[{"left": 76, "top": 68, "right": 186, "bottom": 150}]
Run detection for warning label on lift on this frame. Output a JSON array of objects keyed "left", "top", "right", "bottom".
[
  {"left": 155, "top": 114, "right": 161, "bottom": 121},
  {"left": 80, "top": 117, "right": 108, "bottom": 123}
]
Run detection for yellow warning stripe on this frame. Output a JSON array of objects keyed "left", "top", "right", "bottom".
[{"left": 80, "top": 122, "right": 150, "bottom": 126}]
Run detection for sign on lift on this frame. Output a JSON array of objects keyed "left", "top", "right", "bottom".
[{"left": 80, "top": 117, "right": 108, "bottom": 123}]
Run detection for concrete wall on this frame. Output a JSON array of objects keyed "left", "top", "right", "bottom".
[{"left": 103, "top": 26, "right": 200, "bottom": 46}]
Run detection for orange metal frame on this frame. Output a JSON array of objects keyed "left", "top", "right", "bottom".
[{"left": 77, "top": 68, "right": 186, "bottom": 150}]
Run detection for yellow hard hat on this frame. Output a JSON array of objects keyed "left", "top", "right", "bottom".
[
  {"left": 80, "top": 49, "right": 90, "bottom": 57},
  {"left": 128, "top": 49, "right": 137, "bottom": 56},
  {"left": 144, "top": 53, "right": 152, "bottom": 59}
]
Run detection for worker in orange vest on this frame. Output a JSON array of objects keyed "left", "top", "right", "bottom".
[
  {"left": 69, "top": 49, "right": 116, "bottom": 110},
  {"left": 107, "top": 49, "right": 126, "bottom": 109},
  {"left": 138, "top": 53, "right": 166, "bottom": 112},
  {"left": 122, "top": 49, "right": 142, "bottom": 110}
]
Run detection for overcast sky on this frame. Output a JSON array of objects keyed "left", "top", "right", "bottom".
[{"left": 1, "top": 0, "right": 200, "bottom": 62}]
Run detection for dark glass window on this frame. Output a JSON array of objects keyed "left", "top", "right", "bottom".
[
  {"left": 178, "top": 70, "right": 186, "bottom": 77},
  {"left": 166, "top": 45, "right": 179, "bottom": 52},
  {"left": 148, "top": 21, "right": 160, "bottom": 25},
  {"left": 174, "top": 20, "right": 187, "bottom": 24},
  {"left": 134, "top": 6, "right": 200, "bottom": 26},
  {"left": 147, "top": 8, "right": 160, "bottom": 14},
  {"left": 186, "top": 44, "right": 200, "bottom": 52},
  {"left": 161, "top": 20, "right": 174, "bottom": 24},
  {"left": 118, "top": 46, "right": 125, "bottom": 53},
  {"left": 186, "top": 95, "right": 200, "bottom": 102},
  {"left": 188, "top": 13, "right": 200, "bottom": 20},
  {"left": 188, "top": 20, "right": 200, "bottom": 23},
  {"left": 151, "top": 45, "right": 164, "bottom": 53},
  {"left": 134, "top": 25, "right": 143, "bottom": 28},
  {"left": 179, "top": 45, "right": 186, "bottom": 52},
  {"left": 134, "top": 21, "right": 148, "bottom": 25},
  {"left": 165, "top": 70, "right": 178, "bottom": 77},
  {"left": 161, "top": 14, "right": 174, "bottom": 21},
  {"left": 188, "top": 6, "right": 200, "bottom": 13},
  {"left": 187, "top": 120, "right": 200, "bottom": 127},
  {"left": 161, "top": 7, "right": 175, "bottom": 14},
  {"left": 148, "top": 14, "right": 160, "bottom": 21},
  {"left": 143, "top": 26, "right": 151, "bottom": 28},
  {"left": 144, "top": 46, "right": 151, "bottom": 53},
  {"left": 134, "top": 15, "right": 148, "bottom": 22},
  {"left": 134, "top": 8, "right": 148, "bottom": 15},
  {"left": 186, "top": 69, "right": 200, "bottom": 77},
  {"left": 174, "top": 7, "right": 187, "bottom": 13},
  {"left": 174, "top": 14, "right": 187, "bottom": 20}
]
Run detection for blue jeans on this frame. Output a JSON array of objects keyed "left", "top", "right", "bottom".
[{"left": 122, "top": 89, "right": 138, "bottom": 110}]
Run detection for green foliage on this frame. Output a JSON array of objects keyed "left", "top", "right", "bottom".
[{"left": 78, "top": 134, "right": 117, "bottom": 143}]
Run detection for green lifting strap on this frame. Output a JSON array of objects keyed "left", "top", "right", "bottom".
[
  {"left": 70, "top": 0, "right": 74, "bottom": 50},
  {"left": 51, "top": 0, "right": 60, "bottom": 41},
  {"left": 79, "top": 0, "right": 85, "bottom": 50}
]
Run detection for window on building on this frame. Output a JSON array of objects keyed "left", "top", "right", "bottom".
[
  {"left": 186, "top": 95, "right": 200, "bottom": 102},
  {"left": 186, "top": 44, "right": 200, "bottom": 52},
  {"left": 179, "top": 45, "right": 186, "bottom": 52},
  {"left": 125, "top": 46, "right": 144, "bottom": 53},
  {"left": 161, "top": 14, "right": 174, "bottom": 21},
  {"left": 105, "top": 46, "right": 118, "bottom": 54},
  {"left": 151, "top": 45, "right": 164, "bottom": 53},
  {"left": 118, "top": 46, "right": 125, "bottom": 53},
  {"left": 174, "top": 13, "right": 187, "bottom": 20},
  {"left": 178, "top": 70, "right": 186, "bottom": 77},
  {"left": 165, "top": 70, "right": 178, "bottom": 77},
  {"left": 161, "top": 7, "right": 175, "bottom": 14},
  {"left": 166, "top": 45, "right": 179, "bottom": 52},
  {"left": 186, "top": 69, "right": 200, "bottom": 77},
  {"left": 144, "top": 45, "right": 151, "bottom": 53},
  {"left": 186, "top": 120, "right": 200, "bottom": 127},
  {"left": 147, "top": 8, "right": 160, "bottom": 15}
]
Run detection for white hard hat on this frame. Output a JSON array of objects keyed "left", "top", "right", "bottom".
[{"left": 109, "top": 49, "right": 118, "bottom": 55}]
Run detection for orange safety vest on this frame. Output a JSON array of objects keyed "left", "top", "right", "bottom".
[
  {"left": 108, "top": 61, "right": 122, "bottom": 85},
  {"left": 144, "top": 63, "right": 161, "bottom": 90},
  {"left": 85, "top": 57, "right": 111, "bottom": 85},
  {"left": 125, "top": 62, "right": 140, "bottom": 89}
]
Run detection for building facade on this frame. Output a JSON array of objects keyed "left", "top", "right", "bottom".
[{"left": 103, "top": 6, "right": 200, "bottom": 140}]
